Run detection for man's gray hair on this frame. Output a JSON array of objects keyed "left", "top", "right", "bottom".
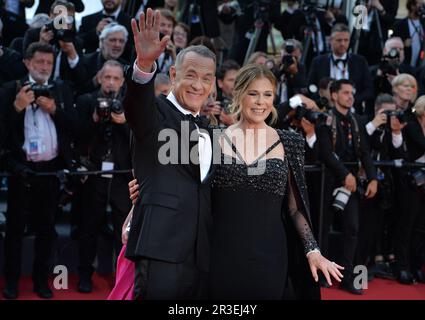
[
  {"left": 375, "top": 93, "right": 396, "bottom": 112},
  {"left": 174, "top": 45, "right": 216, "bottom": 70},
  {"left": 331, "top": 23, "right": 350, "bottom": 36},
  {"left": 100, "top": 59, "right": 124, "bottom": 74},
  {"left": 99, "top": 22, "right": 129, "bottom": 42},
  {"left": 155, "top": 72, "right": 171, "bottom": 86},
  {"left": 384, "top": 37, "right": 403, "bottom": 50}
]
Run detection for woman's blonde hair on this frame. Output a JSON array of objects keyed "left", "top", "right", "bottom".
[
  {"left": 229, "top": 63, "right": 278, "bottom": 125},
  {"left": 391, "top": 73, "right": 418, "bottom": 102},
  {"left": 413, "top": 95, "right": 425, "bottom": 117}
]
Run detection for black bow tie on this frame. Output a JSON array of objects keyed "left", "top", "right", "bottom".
[
  {"left": 334, "top": 58, "right": 347, "bottom": 66},
  {"left": 102, "top": 14, "right": 116, "bottom": 20},
  {"left": 185, "top": 114, "right": 210, "bottom": 128}
]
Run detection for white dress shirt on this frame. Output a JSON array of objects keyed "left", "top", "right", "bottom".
[
  {"left": 132, "top": 62, "right": 213, "bottom": 182},
  {"left": 365, "top": 121, "right": 403, "bottom": 148},
  {"left": 23, "top": 76, "right": 59, "bottom": 162},
  {"left": 330, "top": 53, "right": 349, "bottom": 80}
]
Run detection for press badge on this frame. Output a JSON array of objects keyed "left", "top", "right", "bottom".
[
  {"left": 101, "top": 161, "right": 114, "bottom": 178},
  {"left": 28, "top": 138, "right": 42, "bottom": 155}
]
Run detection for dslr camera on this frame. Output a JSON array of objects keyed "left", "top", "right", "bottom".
[
  {"left": 382, "top": 109, "right": 409, "bottom": 124},
  {"left": 96, "top": 92, "right": 124, "bottom": 122},
  {"left": 220, "top": 97, "right": 233, "bottom": 114},
  {"left": 379, "top": 48, "right": 400, "bottom": 76},
  {"left": 44, "top": 20, "right": 76, "bottom": 43},
  {"left": 289, "top": 95, "right": 329, "bottom": 125},
  {"left": 25, "top": 82, "right": 55, "bottom": 99}
]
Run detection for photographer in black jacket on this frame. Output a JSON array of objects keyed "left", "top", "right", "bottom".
[
  {"left": 1, "top": 42, "right": 77, "bottom": 300},
  {"left": 316, "top": 79, "right": 378, "bottom": 295},
  {"left": 75, "top": 60, "right": 132, "bottom": 293}
]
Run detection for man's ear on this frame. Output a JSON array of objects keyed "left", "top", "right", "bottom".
[
  {"left": 169, "top": 66, "right": 176, "bottom": 84},
  {"left": 23, "top": 59, "right": 31, "bottom": 71}
]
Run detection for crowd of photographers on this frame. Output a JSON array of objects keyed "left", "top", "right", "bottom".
[{"left": 0, "top": 0, "right": 424, "bottom": 299}]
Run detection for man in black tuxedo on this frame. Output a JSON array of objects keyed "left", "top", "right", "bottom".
[
  {"left": 0, "top": 0, "right": 34, "bottom": 20},
  {"left": 0, "top": 42, "right": 77, "bottom": 300},
  {"left": 124, "top": 9, "right": 216, "bottom": 299},
  {"left": 78, "top": 0, "right": 132, "bottom": 61},
  {"left": 308, "top": 23, "right": 374, "bottom": 115},
  {"left": 0, "top": 0, "right": 32, "bottom": 46}
]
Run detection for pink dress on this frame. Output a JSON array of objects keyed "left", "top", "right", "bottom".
[{"left": 107, "top": 245, "right": 135, "bottom": 300}]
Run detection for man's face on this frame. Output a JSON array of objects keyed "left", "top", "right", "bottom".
[
  {"left": 170, "top": 52, "right": 216, "bottom": 114},
  {"left": 102, "top": 31, "right": 126, "bottom": 60},
  {"left": 24, "top": 51, "right": 54, "bottom": 83},
  {"left": 217, "top": 69, "right": 238, "bottom": 98},
  {"left": 331, "top": 31, "right": 350, "bottom": 56},
  {"left": 160, "top": 16, "right": 174, "bottom": 36},
  {"left": 99, "top": 65, "right": 124, "bottom": 94},
  {"left": 50, "top": 7, "right": 75, "bottom": 30},
  {"left": 102, "top": 0, "right": 122, "bottom": 13},
  {"left": 332, "top": 84, "right": 354, "bottom": 110}
]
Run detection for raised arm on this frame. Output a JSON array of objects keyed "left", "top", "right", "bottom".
[{"left": 123, "top": 9, "right": 170, "bottom": 141}]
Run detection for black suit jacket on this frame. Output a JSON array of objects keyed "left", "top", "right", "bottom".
[
  {"left": 0, "top": 47, "right": 27, "bottom": 86},
  {"left": 308, "top": 53, "right": 374, "bottom": 108},
  {"left": 393, "top": 18, "right": 425, "bottom": 67},
  {"left": 316, "top": 110, "right": 376, "bottom": 184},
  {"left": 123, "top": 71, "right": 213, "bottom": 272},
  {"left": 78, "top": 10, "right": 133, "bottom": 60},
  {"left": 403, "top": 116, "right": 425, "bottom": 162},
  {"left": 0, "top": 0, "right": 33, "bottom": 20},
  {"left": 35, "top": 0, "right": 84, "bottom": 14},
  {"left": 0, "top": 77, "right": 77, "bottom": 173},
  {"left": 75, "top": 90, "right": 132, "bottom": 173}
]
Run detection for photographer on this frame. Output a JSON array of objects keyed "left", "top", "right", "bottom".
[
  {"left": 372, "top": 37, "right": 415, "bottom": 97},
  {"left": 75, "top": 60, "right": 132, "bottom": 293},
  {"left": 0, "top": 42, "right": 76, "bottom": 299},
  {"left": 22, "top": 1, "right": 85, "bottom": 85},
  {"left": 356, "top": 0, "right": 399, "bottom": 66},
  {"left": 275, "top": 39, "right": 308, "bottom": 103},
  {"left": 355, "top": 94, "right": 407, "bottom": 281},
  {"left": 392, "top": 95, "right": 425, "bottom": 284},
  {"left": 156, "top": 8, "right": 176, "bottom": 74},
  {"left": 216, "top": 58, "right": 240, "bottom": 105},
  {"left": 316, "top": 79, "right": 377, "bottom": 295},
  {"left": 393, "top": 0, "right": 425, "bottom": 68}
]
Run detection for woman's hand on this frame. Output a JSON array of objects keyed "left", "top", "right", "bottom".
[
  {"left": 307, "top": 251, "right": 344, "bottom": 286},
  {"left": 128, "top": 179, "right": 140, "bottom": 205}
]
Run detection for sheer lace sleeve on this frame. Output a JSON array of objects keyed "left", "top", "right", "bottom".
[{"left": 287, "top": 171, "right": 320, "bottom": 256}]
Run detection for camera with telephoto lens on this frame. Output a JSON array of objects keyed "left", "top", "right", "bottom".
[
  {"left": 26, "top": 83, "right": 55, "bottom": 99},
  {"left": 294, "top": 105, "right": 329, "bottom": 125},
  {"left": 332, "top": 186, "right": 351, "bottom": 211},
  {"left": 96, "top": 92, "right": 124, "bottom": 121},
  {"left": 44, "top": 19, "right": 76, "bottom": 43},
  {"left": 379, "top": 48, "right": 400, "bottom": 76}
]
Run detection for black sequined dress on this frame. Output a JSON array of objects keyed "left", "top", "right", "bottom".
[{"left": 209, "top": 129, "right": 320, "bottom": 300}]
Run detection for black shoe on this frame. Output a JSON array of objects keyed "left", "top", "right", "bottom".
[
  {"left": 33, "top": 283, "right": 53, "bottom": 299},
  {"left": 340, "top": 278, "right": 364, "bottom": 295},
  {"left": 3, "top": 282, "right": 19, "bottom": 300},
  {"left": 374, "top": 261, "right": 396, "bottom": 280},
  {"left": 397, "top": 270, "right": 415, "bottom": 285},
  {"left": 77, "top": 277, "right": 93, "bottom": 293},
  {"left": 413, "top": 269, "right": 425, "bottom": 283}
]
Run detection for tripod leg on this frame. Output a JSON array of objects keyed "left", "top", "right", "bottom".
[{"left": 243, "top": 26, "right": 262, "bottom": 65}]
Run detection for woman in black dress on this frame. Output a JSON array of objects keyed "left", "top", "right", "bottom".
[{"left": 209, "top": 64, "right": 343, "bottom": 299}]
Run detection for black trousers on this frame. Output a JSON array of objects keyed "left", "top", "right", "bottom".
[
  {"left": 77, "top": 175, "right": 131, "bottom": 278},
  {"left": 134, "top": 251, "right": 208, "bottom": 300},
  {"left": 321, "top": 173, "right": 360, "bottom": 273},
  {"left": 394, "top": 171, "right": 425, "bottom": 271},
  {"left": 4, "top": 160, "right": 60, "bottom": 285}
]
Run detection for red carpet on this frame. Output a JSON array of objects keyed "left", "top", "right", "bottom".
[{"left": 1, "top": 275, "right": 424, "bottom": 300}]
